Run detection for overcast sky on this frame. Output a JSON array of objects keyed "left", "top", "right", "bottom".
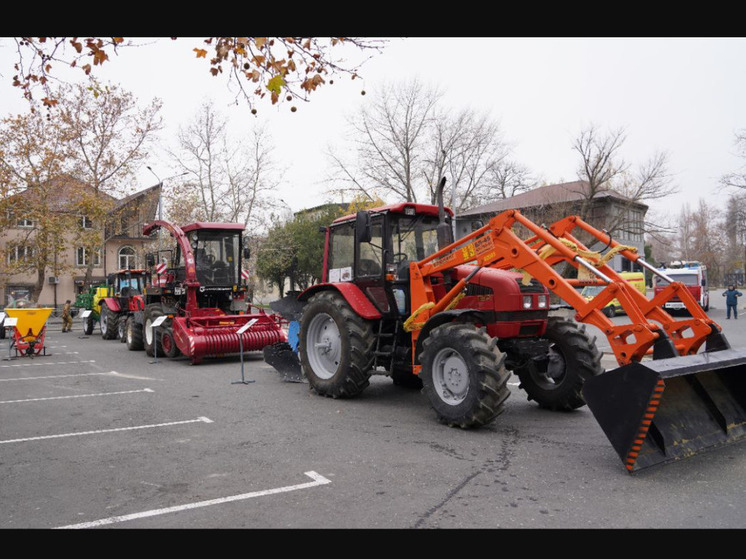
[{"left": 1, "top": 37, "right": 745, "bottom": 222}]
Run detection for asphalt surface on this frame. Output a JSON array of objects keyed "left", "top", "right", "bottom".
[{"left": 1, "top": 290, "right": 746, "bottom": 530}]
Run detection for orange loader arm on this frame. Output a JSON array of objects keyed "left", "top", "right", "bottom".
[{"left": 409, "top": 209, "right": 724, "bottom": 367}]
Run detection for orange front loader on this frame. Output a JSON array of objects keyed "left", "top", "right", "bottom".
[{"left": 408, "top": 209, "right": 746, "bottom": 473}]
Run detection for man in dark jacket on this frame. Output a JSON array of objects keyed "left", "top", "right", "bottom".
[{"left": 722, "top": 285, "right": 743, "bottom": 319}]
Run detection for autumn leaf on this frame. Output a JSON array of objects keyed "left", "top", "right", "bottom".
[
  {"left": 194, "top": 48, "right": 208, "bottom": 58},
  {"left": 255, "top": 37, "right": 266, "bottom": 49},
  {"left": 267, "top": 75, "right": 285, "bottom": 96}
]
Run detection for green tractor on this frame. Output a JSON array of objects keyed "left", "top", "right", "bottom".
[{"left": 73, "top": 283, "right": 108, "bottom": 335}]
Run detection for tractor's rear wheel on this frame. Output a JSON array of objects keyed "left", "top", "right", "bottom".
[
  {"left": 298, "top": 291, "right": 375, "bottom": 398},
  {"left": 420, "top": 322, "right": 511, "bottom": 428},
  {"left": 143, "top": 304, "right": 164, "bottom": 357},
  {"left": 125, "top": 316, "right": 144, "bottom": 351},
  {"left": 514, "top": 317, "right": 604, "bottom": 411},
  {"left": 100, "top": 306, "right": 119, "bottom": 340}
]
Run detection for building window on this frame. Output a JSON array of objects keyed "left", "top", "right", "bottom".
[
  {"left": 76, "top": 247, "right": 101, "bottom": 267},
  {"left": 118, "top": 246, "right": 137, "bottom": 269},
  {"left": 7, "top": 245, "right": 34, "bottom": 264},
  {"left": 16, "top": 217, "right": 34, "bottom": 228},
  {"left": 79, "top": 215, "right": 93, "bottom": 229}
]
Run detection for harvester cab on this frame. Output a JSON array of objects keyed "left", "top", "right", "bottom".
[
  {"left": 124, "top": 220, "right": 286, "bottom": 364},
  {"left": 267, "top": 177, "right": 746, "bottom": 474}
]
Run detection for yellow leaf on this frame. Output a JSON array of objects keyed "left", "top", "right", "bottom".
[
  {"left": 267, "top": 75, "right": 285, "bottom": 95},
  {"left": 194, "top": 48, "right": 208, "bottom": 58},
  {"left": 255, "top": 37, "right": 266, "bottom": 49}
]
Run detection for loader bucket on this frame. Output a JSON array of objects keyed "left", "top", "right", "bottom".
[{"left": 582, "top": 348, "right": 746, "bottom": 473}]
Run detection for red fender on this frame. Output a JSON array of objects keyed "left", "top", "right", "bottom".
[
  {"left": 100, "top": 297, "right": 121, "bottom": 312},
  {"left": 298, "top": 283, "right": 382, "bottom": 320}
]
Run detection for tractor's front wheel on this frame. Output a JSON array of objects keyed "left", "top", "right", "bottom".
[
  {"left": 420, "top": 322, "right": 511, "bottom": 428},
  {"left": 83, "top": 314, "right": 95, "bottom": 336},
  {"left": 125, "top": 316, "right": 144, "bottom": 351},
  {"left": 100, "top": 306, "right": 119, "bottom": 340},
  {"left": 298, "top": 291, "right": 375, "bottom": 398},
  {"left": 143, "top": 304, "right": 164, "bottom": 357},
  {"left": 161, "top": 328, "right": 181, "bottom": 358},
  {"left": 514, "top": 317, "right": 604, "bottom": 411}
]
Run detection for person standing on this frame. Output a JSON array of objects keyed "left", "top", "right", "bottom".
[
  {"left": 61, "top": 299, "right": 73, "bottom": 332},
  {"left": 722, "top": 285, "right": 743, "bottom": 319}
]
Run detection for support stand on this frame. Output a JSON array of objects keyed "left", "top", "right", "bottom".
[
  {"left": 232, "top": 318, "right": 258, "bottom": 385},
  {"left": 3, "top": 316, "right": 17, "bottom": 361},
  {"left": 148, "top": 315, "right": 168, "bottom": 364}
]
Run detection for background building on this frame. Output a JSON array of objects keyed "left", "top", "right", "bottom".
[
  {"left": 1, "top": 179, "right": 162, "bottom": 309},
  {"left": 455, "top": 180, "right": 648, "bottom": 273}
]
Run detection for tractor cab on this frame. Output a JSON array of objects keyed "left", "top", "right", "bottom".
[
  {"left": 166, "top": 223, "right": 251, "bottom": 313},
  {"left": 326, "top": 204, "right": 448, "bottom": 318},
  {"left": 107, "top": 269, "right": 149, "bottom": 298}
]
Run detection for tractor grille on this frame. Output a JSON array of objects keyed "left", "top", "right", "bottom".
[
  {"left": 465, "top": 284, "right": 493, "bottom": 297},
  {"left": 516, "top": 278, "right": 545, "bottom": 293}
]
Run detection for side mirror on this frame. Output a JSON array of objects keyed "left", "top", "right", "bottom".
[
  {"left": 356, "top": 211, "right": 372, "bottom": 244},
  {"left": 701, "top": 278, "right": 706, "bottom": 286},
  {"left": 243, "top": 246, "right": 251, "bottom": 260}
]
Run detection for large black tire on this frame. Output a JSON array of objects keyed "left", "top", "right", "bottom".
[
  {"left": 125, "top": 316, "right": 144, "bottom": 351},
  {"left": 298, "top": 290, "right": 375, "bottom": 398},
  {"left": 160, "top": 327, "right": 181, "bottom": 358},
  {"left": 419, "top": 322, "right": 511, "bottom": 429},
  {"left": 100, "top": 305, "right": 119, "bottom": 340},
  {"left": 143, "top": 304, "right": 164, "bottom": 357},
  {"left": 118, "top": 318, "right": 127, "bottom": 343},
  {"left": 514, "top": 316, "right": 604, "bottom": 411},
  {"left": 83, "top": 314, "right": 95, "bottom": 336}
]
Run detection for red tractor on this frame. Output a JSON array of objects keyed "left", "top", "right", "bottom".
[
  {"left": 97, "top": 269, "right": 151, "bottom": 341},
  {"left": 124, "top": 219, "right": 286, "bottom": 364},
  {"left": 267, "top": 178, "right": 746, "bottom": 473}
]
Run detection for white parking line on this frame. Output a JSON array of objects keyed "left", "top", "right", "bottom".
[
  {"left": 55, "top": 471, "right": 332, "bottom": 529},
  {"left": 0, "top": 360, "right": 96, "bottom": 369},
  {"left": 0, "top": 388, "right": 154, "bottom": 404},
  {"left": 0, "top": 371, "right": 112, "bottom": 382},
  {"left": 0, "top": 416, "right": 213, "bottom": 445}
]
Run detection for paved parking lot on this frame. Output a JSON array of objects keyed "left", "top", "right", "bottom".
[{"left": 2, "top": 292, "right": 746, "bottom": 529}]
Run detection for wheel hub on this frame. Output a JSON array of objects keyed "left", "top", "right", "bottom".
[
  {"left": 433, "top": 349, "right": 469, "bottom": 405},
  {"left": 306, "top": 313, "right": 341, "bottom": 380}
]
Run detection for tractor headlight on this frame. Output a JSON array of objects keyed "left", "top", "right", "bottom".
[
  {"left": 523, "top": 295, "right": 532, "bottom": 309},
  {"left": 537, "top": 295, "right": 548, "bottom": 308}
]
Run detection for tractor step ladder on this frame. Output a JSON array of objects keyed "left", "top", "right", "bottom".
[{"left": 373, "top": 319, "right": 399, "bottom": 374}]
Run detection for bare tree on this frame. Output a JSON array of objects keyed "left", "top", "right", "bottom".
[
  {"left": 326, "top": 78, "right": 531, "bottom": 211},
  {"left": 572, "top": 123, "right": 676, "bottom": 236},
  {"left": 165, "top": 100, "right": 283, "bottom": 231},
  {"left": 327, "top": 78, "right": 441, "bottom": 203},
  {"left": 721, "top": 129, "right": 746, "bottom": 189}
]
